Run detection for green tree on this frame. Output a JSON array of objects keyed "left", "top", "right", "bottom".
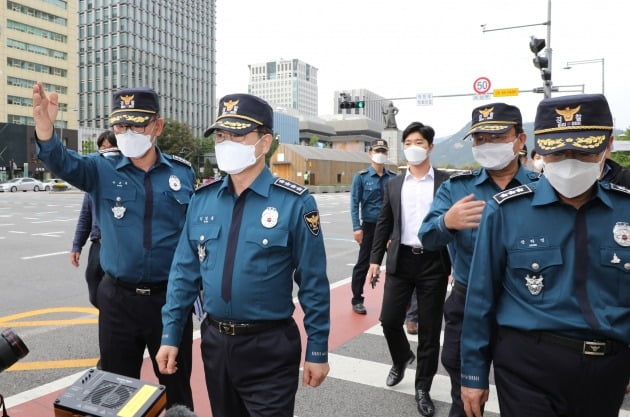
[
  {"left": 81, "top": 140, "right": 98, "bottom": 155},
  {"left": 265, "top": 134, "right": 280, "bottom": 166},
  {"left": 609, "top": 126, "right": 630, "bottom": 168},
  {"left": 308, "top": 134, "right": 319, "bottom": 147},
  {"left": 157, "top": 119, "right": 198, "bottom": 160}
]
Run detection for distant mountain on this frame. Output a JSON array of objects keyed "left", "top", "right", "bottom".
[{"left": 431, "top": 122, "right": 535, "bottom": 168}]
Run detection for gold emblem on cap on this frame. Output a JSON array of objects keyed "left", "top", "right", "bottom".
[
  {"left": 555, "top": 105, "right": 581, "bottom": 122},
  {"left": 223, "top": 99, "right": 239, "bottom": 112},
  {"left": 479, "top": 107, "right": 494, "bottom": 118},
  {"left": 537, "top": 135, "right": 606, "bottom": 151},
  {"left": 120, "top": 95, "right": 134, "bottom": 108}
]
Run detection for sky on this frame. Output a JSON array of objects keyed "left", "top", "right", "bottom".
[{"left": 215, "top": 0, "right": 629, "bottom": 138}]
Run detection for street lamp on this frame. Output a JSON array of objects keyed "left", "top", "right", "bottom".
[{"left": 563, "top": 58, "right": 605, "bottom": 94}]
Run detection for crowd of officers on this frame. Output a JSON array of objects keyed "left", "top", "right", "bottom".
[{"left": 31, "top": 80, "right": 628, "bottom": 417}]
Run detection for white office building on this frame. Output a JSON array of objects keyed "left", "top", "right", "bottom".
[{"left": 248, "top": 59, "right": 318, "bottom": 117}]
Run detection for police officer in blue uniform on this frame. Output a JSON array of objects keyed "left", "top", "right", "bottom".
[
  {"left": 157, "top": 93, "right": 330, "bottom": 417},
  {"left": 419, "top": 103, "right": 538, "bottom": 417},
  {"left": 33, "top": 83, "right": 195, "bottom": 410},
  {"left": 350, "top": 139, "right": 396, "bottom": 314},
  {"left": 461, "top": 94, "right": 630, "bottom": 417}
]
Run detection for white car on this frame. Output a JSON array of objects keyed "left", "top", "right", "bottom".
[{"left": 0, "top": 177, "right": 44, "bottom": 192}]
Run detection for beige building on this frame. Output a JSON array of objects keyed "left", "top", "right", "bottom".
[
  {"left": 1, "top": 0, "right": 78, "bottom": 135},
  {"left": 270, "top": 144, "right": 398, "bottom": 187}
]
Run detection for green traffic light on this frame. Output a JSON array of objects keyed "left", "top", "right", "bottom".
[{"left": 356, "top": 101, "right": 365, "bottom": 108}]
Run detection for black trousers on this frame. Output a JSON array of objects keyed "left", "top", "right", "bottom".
[
  {"left": 380, "top": 246, "right": 449, "bottom": 390},
  {"left": 97, "top": 275, "right": 194, "bottom": 410},
  {"left": 85, "top": 240, "right": 104, "bottom": 308},
  {"left": 440, "top": 287, "right": 467, "bottom": 417},
  {"left": 493, "top": 326, "right": 630, "bottom": 417},
  {"left": 200, "top": 317, "right": 301, "bottom": 417},
  {"left": 351, "top": 221, "right": 376, "bottom": 305}
]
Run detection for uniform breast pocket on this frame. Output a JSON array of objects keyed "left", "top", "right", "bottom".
[
  {"left": 244, "top": 228, "right": 289, "bottom": 274},
  {"left": 599, "top": 247, "right": 630, "bottom": 305},
  {"left": 191, "top": 224, "right": 221, "bottom": 271},
  {"left": 506, "top": 247, "right": 563, "bottom": 304},
  {"left": 103, "top": 188, "right": 137, "bottom": 227}
]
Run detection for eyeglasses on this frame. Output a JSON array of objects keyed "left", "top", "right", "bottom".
[
  {"left": 112, "top": 119, "right": 156, "bottom": 134},
  {"left": 544, "top": 150, "right": 603, "bottom": 163},
  {"left": 472, "top": 133, "right": 517, "bottom": 144},
  {"left": 213, "top": 130, "right": 260, "bottom": 143}
]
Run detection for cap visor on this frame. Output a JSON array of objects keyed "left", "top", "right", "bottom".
[
  {"left": 109, "top": 112, "right": 155, "bottom": 127},
  {"left": 204, "top": 117, "right": 260, "bottom": 137},
  {"left": 534, "top": 130, "right": 610, "bottom": 155}
]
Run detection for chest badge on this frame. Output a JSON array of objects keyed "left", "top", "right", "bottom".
[
  {"left": 112, "top": 203, "right": 126, "bottom": 219},
  {"left": 261, "top": 207, "right": 279, "bottom": 229},
  {"left": 613, "top": 222, "right": 630, "bottom": 247},
  {"left": 169, "top": 175, "right": 182, "bottom": 191},
  {"left": 524, "top": 274, "right": 544, "bottom": 296}
]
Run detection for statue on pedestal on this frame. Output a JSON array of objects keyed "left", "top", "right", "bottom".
[{"left": 383, "top": 101, "right": 399, "bottom": 129}]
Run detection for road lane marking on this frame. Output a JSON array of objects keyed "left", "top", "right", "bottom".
[{"left": 20, "top": 251, "right": 69, "bottom": 260}]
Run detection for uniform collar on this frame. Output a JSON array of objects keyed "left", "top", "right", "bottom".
[
  {"left": 115, "top": 146, "right": 168, "bottom": 170},
  {"left": 219, "top": 166, "right": 274, "bottom": 198},
  {"left": 475, "top": 164, "right": 536, "bottom": 187}
]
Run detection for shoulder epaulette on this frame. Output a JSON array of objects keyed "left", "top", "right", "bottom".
[
  {"left": 493, "top": 184, "right": 534, "bottom": 204},
  {"left": 609, "top": 183, "right": 630, "bottom": 197},
  {"left": 359, "top": 169, "right": 369, "bottom": 174},
  {"left": 195, "top": 179, "right": 221, "bottom": 193},
  {"left": 450, "top": 170, "right": 474, "bottom": 180},
  {"left": 171, "top": 154, "right": 192, "bottom": 167},
  {"left": 273, "top": 178, "right": 307, "bottom": 195}
]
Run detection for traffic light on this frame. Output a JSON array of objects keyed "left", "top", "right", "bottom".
[
  {"left": 339, "top": 99, "right": 366, "bottom": 110},
  {"left": 529, "top": 36, "right": 551, "bottom": 82}
]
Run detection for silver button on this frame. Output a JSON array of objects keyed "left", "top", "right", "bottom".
[
  {"left": 200, "top": 235, "right": 205, "bottom": 241},
  {"left": 262, "top": 238, "right": 269, "bottom": 245},
  {"left": 116, "top": 196, "right": 122, "bottom": 202},
  {"left": 624, "top": 263, "right": 630, "bottom": 271},
  {"left": 531, "top": 262, "right": 540, "bottom": 271}
]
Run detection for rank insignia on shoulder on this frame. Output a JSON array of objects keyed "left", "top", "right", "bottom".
[
  {"left": 359, "top": 169, "right": 369, "bottom": 174},
  {"left": 609, "top": 183, "right": 630, "bottom": 196},
  {"left": 273, "top": 178, "right": 307, "bottom": 195},
  {"left": 493, "top": 184, "right": 534, "bottom": 204},
  {"left": 171, "top": 154, "right": 192, "bottom": 167},
  {"left": 449, "top": 170, "right": 473, "bottom": 179},
  {"left": 195, "top": 179, "right": 220, "bottom": 193},
  {"left": 303, "top": 210, "right": 320, "bottom": 236}
]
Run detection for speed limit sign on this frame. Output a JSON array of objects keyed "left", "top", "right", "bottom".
[{"left": 473, "top": 77, "right": 492, "bottom": 94}]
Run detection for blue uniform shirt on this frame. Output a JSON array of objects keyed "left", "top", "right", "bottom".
[
  {"left": 350, "top": 166, "right": 396, "bottom": 230},
  {"left": 419, "top": 166, "right": 539, "bottom": 286},
  {"left": 37, "top": 134, "right": 195, "bottom": 283},
  {"left": 161, "top": 167, "right": 330, "bottom": 363},
  {"left": 71, "top": 193, "right": 100, "bottom": 253},
  {"left": 461, "top": 178, "right": 630, "bottom": 389}
]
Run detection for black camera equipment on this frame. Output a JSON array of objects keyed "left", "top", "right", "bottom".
[{"left": 0, "top": 328, "right": 29, "bottom": 417}]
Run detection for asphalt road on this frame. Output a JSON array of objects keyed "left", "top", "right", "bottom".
[{"left": 1, "top": 190, "right": 628, "bottom": 416}]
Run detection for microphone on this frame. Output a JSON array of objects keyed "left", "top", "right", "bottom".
[{"left": 164, "top": 405, "right": 198, "bottom": 417}]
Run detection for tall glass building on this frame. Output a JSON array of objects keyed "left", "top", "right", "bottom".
[
  {"left": 77, "top": 0, "right": 216, "bottom": 136},
  {"left": 248, "top": 59, "right": 318, "bottom": 117}
]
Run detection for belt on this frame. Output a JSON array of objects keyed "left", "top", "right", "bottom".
[
  {"left": 452, "top": 280, "right": 467, "bottom": 295},
  {"left": 400, "top": 244, "right": 436, "bottom": 255},
  {"left": 105, "top": 274, "right": 167, "bottom": 296},
  {"left": 507, "top": 327, "right": 628, "bottom": 357},
  {"left": 206, "top": 316, "right": 290, "bottom": 336}
]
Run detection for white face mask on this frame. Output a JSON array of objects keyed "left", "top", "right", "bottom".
[
  {"left": 215, "top": 138, "right": 262, "bottom": 175},
  {"left": 404, "top": 146, "right": 427, "bottom": 165},
  {"left": 371, "top": 152, "right": 388, "bottom": 164},
  {"left": 472, "top": 141, "right": 516, "bottom": 170},
  {"left": 543, "top": 156, "right": 603, "bottom": 198},
  {"left": 115, "top": 130, "right": 153, "bottom": 158},
  {"left": 533, "top": 159, "right": 545, "bottom": 172}
]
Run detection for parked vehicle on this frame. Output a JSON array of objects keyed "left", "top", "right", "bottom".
[{"left": 0, "top": 177, "right": 44, "bottom": 192}]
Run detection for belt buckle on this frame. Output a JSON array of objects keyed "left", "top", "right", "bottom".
[
  {"left": 219, "top": 322, "right": 236, "bottom": 336},
  {"left": 411, "top": 247, "right": 423, "bottom": 255},
  {"left": 136, "top": 287, "right": 151, "bottom": 296},
  {"left": 583, "top": 340, "right": 606, "bottom": 356}
]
